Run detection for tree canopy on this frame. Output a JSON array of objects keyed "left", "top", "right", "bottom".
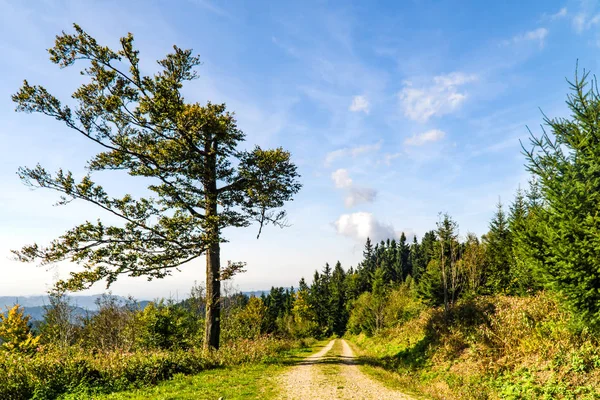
[{"left": 12, "top": 24, "right": 302, "bottom": 349}]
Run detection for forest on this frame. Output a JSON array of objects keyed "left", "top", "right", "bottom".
[{"left": 2, "top": 23, "right": 600, "bottom": 400}]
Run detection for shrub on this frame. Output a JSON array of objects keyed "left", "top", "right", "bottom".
[{"left": 0, "top": 304, "right": 40, "bottom": 353}]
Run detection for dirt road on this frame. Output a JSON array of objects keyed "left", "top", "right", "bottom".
[{"left": 278, "top": 339, "right": 415, "bottom": 400}]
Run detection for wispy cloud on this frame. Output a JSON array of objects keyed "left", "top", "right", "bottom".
[
  {"left": 331, "top": 169, "right": 377, "bottom": 207},
  {"left": 504, "top": 28, "right": 549, "bottom": 48},
  {"left": 382, "top": 152, "right": 402, "bottom": 165},
  {"left": 399, "top": 72, "right": 477, "bottom": 122},
  {"left": 573, "top": 12, "right": 600, "bottom": 33},
  {"left": 325, "top": 141, "right": 382, "bottom": 166},
  {"left": 542, "top": 7, "right": 568, "bottom": 21},
  {"left": 349, "top": 95, "right": 370, "bottom": 113},
  {"left": 405, "top": 129, "right": 446, "bottom": 146},
  {"left": 188, "top": 0, "right": 233, "bottom": 19},
  {"left": 334, "top": 212, "right": 395, "bottom": 242}
]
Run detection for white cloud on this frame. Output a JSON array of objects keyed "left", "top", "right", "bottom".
[
  {"left": 404, "top": 129, "right": 446, "bottom": 146},
  {"left": 331, "top": 168, "right": 352, "bottom": 188},
  {"left": 324, "top": 141, "right": 382, "bottom": 166},
  {"left": 399, "top": 72, "right": 477, "bottom": 122},
  {"left": 349, "top": 95, "right": 370, "bottom": 113},
  {"left": 382, "top": 152, "right": 402, "bottom": 165},
  {"left": 573, "top": 12, "right": 600, "bottom": 33},
  {"left": 549, "top": 7, "right": 568, "bottom": 20},
  {"left": 331, "top": 169, "right": 377, "bottom": 207},
  {"left": 334, "top": 212, "right": 396, "bottom": 242},
  {"left": 345, "top": 187, "right": 377, "bottom": 208},
  {"left": 506, "top": 28, "right": 549, "bottom": 47}
]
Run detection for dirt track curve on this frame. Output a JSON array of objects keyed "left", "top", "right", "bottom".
[{"left": 277, "top": 339, "right": 415, "bottom": 400}]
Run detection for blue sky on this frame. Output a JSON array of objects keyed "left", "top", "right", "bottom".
[{"left": 0, "top": 0, "right": 594, "bottom": 298}]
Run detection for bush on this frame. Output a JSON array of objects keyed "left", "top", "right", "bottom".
[
  {"left": 0, "top": 335, "right": 296, "bottom": 400},
  {"left": 350, "top": 292, "right": 600, "bottom": 399}
]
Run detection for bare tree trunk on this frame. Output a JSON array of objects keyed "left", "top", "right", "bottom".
[
  {"left": 204, "top": 137, "right": 221, "bottom": 351},
  {"left": 441, "top": 242, "right": 448, "bottom": 315},
  {"left": 204, "top": 240, "right": 221, "bottom": 350}
]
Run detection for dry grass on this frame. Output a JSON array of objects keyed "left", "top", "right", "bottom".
[{"left": 350, "top": 293, "right": 600, "bottom": 399}]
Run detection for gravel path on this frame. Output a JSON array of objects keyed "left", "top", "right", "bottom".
[{"left": 278, "top": 339, "right": 414, "bottom": 400}]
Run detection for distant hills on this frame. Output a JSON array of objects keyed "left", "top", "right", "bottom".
[
  {"left": 0, "top": 291, "right": 268, "bottom": 321},
  {"left": 0, "top": 295, "right": 150, "bottom": 321}
]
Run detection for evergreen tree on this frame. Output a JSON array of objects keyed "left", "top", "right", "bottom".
[
  {"left": 523, "top": 70, "right": 600, "bottom": 325},
  {"left": 484, "top": 201, "right": 513, "bottom": 293},
  {"left": 398, "top": 232, "right": 412, "bottom": 281},
  {"left": 329, "top": 261, "right": 348, "bottom": 336},
  {"left": 358, "top": 238, "right": 376, "bottom": 291},
  {"left": 509, "top": 186, "right": 543, "bottom": 294},
  {"left": 409, "top": 236, "right": 423, "bottom": 282},
  {"left": 418, "top": 214, "right": 461, "bottom": 312}
]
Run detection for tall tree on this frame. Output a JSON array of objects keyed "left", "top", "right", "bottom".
[
  {"left": 11, "top": 25, "right": 301, "bottom": 349},
  {"left": 329, "top": 261, "right": 348, "bottom": 335},
  {"left": 509, "top": 186, "right": 543, "bottom": 294},
  {"left": 484, "top": 201, "right": 513, "bottom": 293},
  {"left": 523, "top": 70, "right": 600, "bottom": 325},
  {"left": 409, "top": 236, "right": 423, "bottom": 282},
  {"left": 398, "top": 232, "right": 411, "bottom": 281}
]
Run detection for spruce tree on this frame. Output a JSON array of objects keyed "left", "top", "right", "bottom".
[
  {"left": 330, "top": 261, "right": 348, "bottom": 335},
  {"left": 523, "top": 70, "right": 600, "bottom": 325},
  {"left": 398, "top": 232, "right": 411, "bottom": 281},
  {"left": 484, "top": 201, "right": 513, "bottom": 293}
]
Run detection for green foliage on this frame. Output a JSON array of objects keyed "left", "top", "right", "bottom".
[
  {"left": 135, "top": 300, "right": 193, "bottom": 350},
  {"left": 350, "top": 293, "right": 600, "bottom": 399},
  {"left": 0, "top": 304, "right": 40, "bottom": 353},
  {"left": 39, "top": 290, "right": 80, "bottom": 349},
  {"left": 523, "top": 69, "right": 600, "bottom": 326},
  {"left": 222, "top": 296, "right": 266, "bottom": 341},
  {"left": 418, "top": 214, "right": 462, "bottom": 310},
  {"left": 509, "top": 182, "right": 546, "bottom": 295},
  {"left": 12, "top": 24, "right": 301, "bottom": 350},
  {"left": 0, "top": 336, "right": 297, "bottom": 400},
  {"left": 484, "top": 201, "right": 513, "bottom": 293},
  {"left": 78, "top": 295, "right": 138, "bottom": 352}
]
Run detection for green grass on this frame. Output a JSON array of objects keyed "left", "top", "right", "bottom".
[
  {"left": 76, "top": 365, "right": 281, "bottom": 400},
  {"left": 66, "top": 340, "right": 326, "bottom": 400}
]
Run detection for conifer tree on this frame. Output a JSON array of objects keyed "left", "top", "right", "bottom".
[
  {"left": 509, "top": 186, "right": 543, "bottom": 294},
  {"left": 329, "top": 261, "right": 348, "bottom": 335},
  {"left": 409, "top": 236, "right": 423, "bottom": 281},
  {"left": 398, "top": 232, "right": 411, "bottom": 281},
  {"left": 523, "top": 70, "right": 600, "bottom": 325},
  {"left": 484, "top": 201, "right": 513, "bottom": 293}
]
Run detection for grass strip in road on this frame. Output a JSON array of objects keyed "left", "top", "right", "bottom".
[
  {"left": 315, "top": 339, "right": 347, "bottom": 391},
  {"left": 345, "top": 339, "right": 428, "bottom": 400}
]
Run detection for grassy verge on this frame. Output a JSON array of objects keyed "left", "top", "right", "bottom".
[
  {"left": 66, "top": 339, "right": 325, "bottom": 400},
  {"left": 347, "top": 294, "right": 600, "bottom": 399}
]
